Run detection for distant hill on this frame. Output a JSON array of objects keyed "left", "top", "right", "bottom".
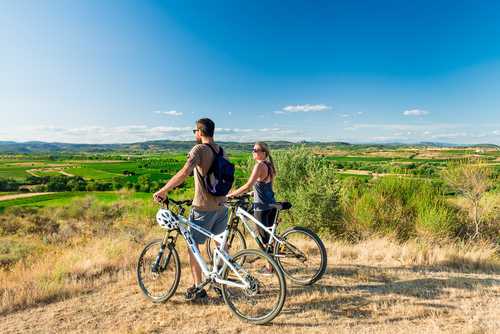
[{"left": 0, "top": 140, "right": 497, "bottom": 154}]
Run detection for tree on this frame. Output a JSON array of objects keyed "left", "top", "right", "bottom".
[
  {"left": 0, "top": 178, "right": 19, "bottom": 191},
  {"left": 67, "top": 176, "right": 87, "bottom": 191},
  {"left": 442, "top": 160, "right": 493, "bottom": 239},
  {"left": 137, "top": 174, "right": 153, "bottom": 192}
]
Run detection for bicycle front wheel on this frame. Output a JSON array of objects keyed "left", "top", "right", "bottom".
[
  {"left": 273, "top": 227, "right": 327, "bottom": 285},
  {"left": 221, "top": 249, "right": 286, "bottom": 325},
  {"left": 136, "top": 239, "right": 181, "bottom": 303}
]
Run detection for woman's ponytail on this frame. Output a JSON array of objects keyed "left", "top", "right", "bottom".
[
  {"left": 255, "top": 141, "right": 276, "bottom": 179},
  {"left": 267, "top": 154, "right": 276, "bottom": 179}
]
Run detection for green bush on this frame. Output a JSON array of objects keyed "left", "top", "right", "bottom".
[
  {"left": 273, "top": 148, "right": 342, "bottom": 234},
  {"left": 0, "top": 178, "right": 20, "bottom": 191},
  {"left": 350, "top": 177, "right": 457, "bottom": 241},
  {"left": 271, "top": 148, "right": 459, "bottom": 240}
]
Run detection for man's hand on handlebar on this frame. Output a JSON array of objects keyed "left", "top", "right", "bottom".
[{"left": 153, "top": 190, "right": 167, "bottom": 203}]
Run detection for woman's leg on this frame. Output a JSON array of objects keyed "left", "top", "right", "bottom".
[
  {"left": 255, "top": 209, "right": 276, "bottom": 249},
  {"left": 255, "top": 209, "right": 277, "bottom": 273}
]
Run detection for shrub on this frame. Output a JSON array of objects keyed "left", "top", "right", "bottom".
[
  {"left": 349, "top": 177, "right": 457, "bottom": 241},
  {"left": 442, "top": 160, "right": 495, "bottom": 239},
  {"left": 273, "top": 147, "right": 342, "bottom": 234},
  {"left": 0, "top": 178, "right": 20, "bottom": 191}
]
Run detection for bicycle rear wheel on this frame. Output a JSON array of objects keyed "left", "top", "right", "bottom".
[
  {"left": 221, "top": 249, "right": 286, "bottom": 325},
  {"left": 273, "top": 227, "right": 327, "bottom": 285},
  {"left": 137, "top": 239, "right": 181, "bottom": 302},
  {"left": 206, "top": 228, "right": 246, "bottom": 262}
]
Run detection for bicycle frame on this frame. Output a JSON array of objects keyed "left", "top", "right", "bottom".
[
  {"left": 174, "top": 214, "right": 250, "bottom": 290},
  {"left": 230, "top": 205, "right": 283, "bottom": 252}
]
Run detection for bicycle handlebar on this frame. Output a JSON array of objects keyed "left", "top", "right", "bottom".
[
  {"left": 226, "top": 193, "right": 252, "bottom": 207},
  {"left": 156, "top": 195, "right": 192, "bottom": 207}
]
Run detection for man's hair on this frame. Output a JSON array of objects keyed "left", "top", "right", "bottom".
[{"left": 196, "top": 118, "right": 215, "bottom": 137}]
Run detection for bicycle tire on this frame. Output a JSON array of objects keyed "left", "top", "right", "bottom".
[
  {"left": 137, "top": 239, "right": 181, "bottom": 303},
  {"left": 206, "top": 228, "right": 247, "bottom": 262},
  {"left": 273, "top": 226, "right": 327, "bottom": 285},
  {"left": 221, "top": 248, "right": 286, "bottom": 325}
]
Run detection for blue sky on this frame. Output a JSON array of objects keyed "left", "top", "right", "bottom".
[{"left": 1, "top": 0, "right": 500, "bottom": 144}]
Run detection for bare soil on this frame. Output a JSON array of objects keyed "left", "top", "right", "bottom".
[{"left": 0, "top": 192, "right": 55, "bottom": 201}]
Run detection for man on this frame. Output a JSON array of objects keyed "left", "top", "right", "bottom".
[{"left": 153, "top": 118, "right": 228, "bottom": 301}]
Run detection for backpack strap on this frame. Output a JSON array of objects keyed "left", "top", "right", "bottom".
[{"left": 203, "top": 143, "right": 222, "bottom": 156}]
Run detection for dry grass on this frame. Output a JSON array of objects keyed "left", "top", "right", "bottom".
[
  {"left": 0, "top": 235, "right": 143, "bottom": 315},
  {"left": 1, "top": 235, "right": 499, "bottom": 333},
  {"left": 329, "top": 237, "right": 500, "bottom": 272}
]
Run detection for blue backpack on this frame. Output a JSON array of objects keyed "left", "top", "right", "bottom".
[{"left": 203, "top": 144, "right": 235, "bottom": 196}]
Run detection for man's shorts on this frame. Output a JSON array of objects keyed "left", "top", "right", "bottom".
[{"left": 189, "top": 206, "right": 228, "bottom": 244}]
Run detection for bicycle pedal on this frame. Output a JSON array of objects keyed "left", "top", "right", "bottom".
[{"left": 212, "top": 286, "right": 223, "bottom": 298}]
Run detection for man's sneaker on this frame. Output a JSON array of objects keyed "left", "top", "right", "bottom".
[{"left": 185, "top": 286, "right": 208, "bottom": 302}]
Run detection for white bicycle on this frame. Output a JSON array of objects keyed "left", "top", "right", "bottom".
[
  {"left": 136, "top": 197, "right": 287, "bottom": 325},
  {"left": 206, "top": 194, "right": 327, "bottom": 285}
]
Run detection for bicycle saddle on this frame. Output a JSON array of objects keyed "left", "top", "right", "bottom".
[{"left": 270, "top": 202, "right": 292, "bottom": 210}]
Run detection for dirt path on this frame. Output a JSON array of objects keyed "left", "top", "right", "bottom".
[
  {"left": 26, "top": 167, "right": 74, "bottom": 177},
  {"left": 58, "top": 169, "right": 74, "bottom": 177},
  {"left": 1, "top": 263, "right": 499, "bottom": 334},
  {"left": 0, "top": 192, "right": 55, "bottom": 201},
  {"left": 25, "top": 169, "right": 40, "bottom": 177},
  {"left": 337, "top": 169, "right": 409, "bottom": 178}
]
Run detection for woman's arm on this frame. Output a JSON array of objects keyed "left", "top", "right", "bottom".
[{"left": 228, "top": 163, "right": 263, "bottom": 197}]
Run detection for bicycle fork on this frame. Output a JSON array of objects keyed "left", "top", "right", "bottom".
[{"left": 152, "top": 232, "right": 176, "bottom": 273}]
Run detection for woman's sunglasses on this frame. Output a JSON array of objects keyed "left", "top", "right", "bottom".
[{"left": 252, "top": 148, "right": 263, "bottom": 153}]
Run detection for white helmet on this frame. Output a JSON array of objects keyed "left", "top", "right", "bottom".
[{"left": 156, "top": 208, "right": 178, "bottom": 230}]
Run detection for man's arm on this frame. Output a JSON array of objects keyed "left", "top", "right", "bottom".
[{"left": 158, "top": 162, "right": 192, "bottom": 193}]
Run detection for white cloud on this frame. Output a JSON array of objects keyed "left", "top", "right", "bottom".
[
  {"left": 0, "top": 125, "right": 302, "bottom": 144},
  {"left": 278, "top": 104, "right": 331, "bottom": 113},
  {"left": 403, "top": 109, "right": 429, "bottom": 117},
  {"left": 345, "top": 123, "right": 461, "bottom": 131},
  {"left": 154, "top": 110, "right": 183, "bottom": 116},
  {"left": 340, "top": 122, "right": 500, "bottom": 144}
]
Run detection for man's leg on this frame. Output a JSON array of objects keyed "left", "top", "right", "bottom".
[
  {"left": 186, "top": 209, "right": 209, "bottom": 301},
  {"left": 188, "top": 245, "right": 203, "bottom": 286}
]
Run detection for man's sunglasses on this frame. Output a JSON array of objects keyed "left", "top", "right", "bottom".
[{"left": 192, "top": 129, "right": 200, "bottom": 134}]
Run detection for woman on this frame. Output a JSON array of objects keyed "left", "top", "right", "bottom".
[{"left": 228, "top": 142, "right": 277, "bottom": 273}]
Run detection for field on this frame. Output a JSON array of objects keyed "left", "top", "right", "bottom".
[
  {"left": 0, "top": 144, "right": 499, "bottom": 333},
  {"left": 0, "top": 192, "right": 152, "bottom": 213}
]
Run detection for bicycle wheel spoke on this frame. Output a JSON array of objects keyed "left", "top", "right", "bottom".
[
  {"left": 274, "top": 228, "right": 327, "bottom": 285},
  {"left": 222, "top": 249, "right": 286, "bottom": 324},
  {"left": 137, "top": 240, "right": 180, "bottom": 302}
]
